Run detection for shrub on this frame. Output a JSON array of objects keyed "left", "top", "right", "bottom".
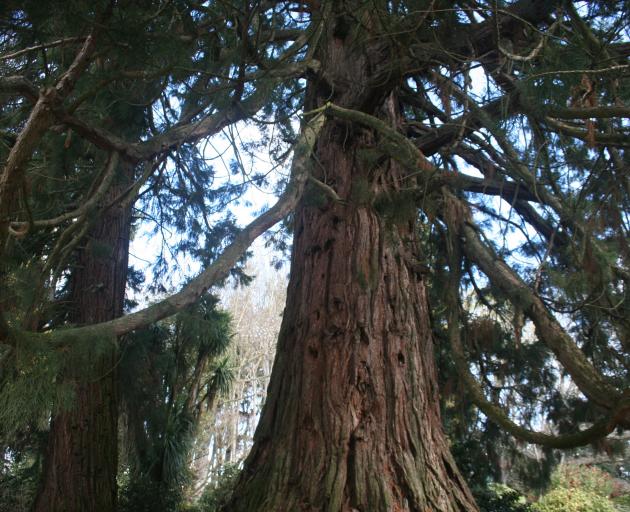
[
  {"left": 0, "top": 455, "right": 39, "bottom": 512},
  {"left": 118, "top": 474, "right": 184, "bottom": 512},
  {"left": 534, "top": 487, "right": 615, "bottom": 512},
  {"left": 474, "top": 483, "right": 533, "bottom": 512},
  {"left": 612, "top": 494, "right": 630, "bottom": 512},
  {"left": 550, "top": 464, "right": 614, "bottom": 498}
]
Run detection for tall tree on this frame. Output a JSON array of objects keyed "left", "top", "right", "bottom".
[
  {"left": 33, "top": 160, "right": 132, "bottom": 510},
  {"left": 118, "top": 296, "right": 233, "bottom": 511},
  {"left": 1, "top": 1, "right": 629, "bottom": 511}
]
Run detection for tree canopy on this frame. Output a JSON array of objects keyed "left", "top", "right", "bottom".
[{"left": 0, "top": 0, "right": 629, "bottom": 510}]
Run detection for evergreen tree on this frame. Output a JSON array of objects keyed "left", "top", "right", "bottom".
[
  {"left": 118, "top": 295, "right": 233, "bottom": 511},
  {"left": 1, "top": 1, "right": 629, "bottom": 511}
]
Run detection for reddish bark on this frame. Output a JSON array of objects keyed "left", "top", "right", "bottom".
[
  {"left": 33, "top": 176, "right": 131, "bottom": 512},
  {"left": 226, "top": 6, "right": 478, "bottom": 509},
  {"left": 228, "top": 108, "right": 476, "bottom": 510}
]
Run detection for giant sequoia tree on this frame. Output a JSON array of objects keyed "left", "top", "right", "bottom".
[{"left": 1, "top": 1, "right": 629, "bottom": 511}]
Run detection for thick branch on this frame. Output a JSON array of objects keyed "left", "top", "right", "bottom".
[
  {"left": 544, "top": 117, "right": 630, "bottom": 147},
  {"left": 545, "top": 105, "right": 630, "bottom": 120},
  {"left": 0, "top": 32, "right": 99, "bottom": 250},
  {"left": 442, "top": 210, "right": 622, "bottom": 448},
  {"left": 413, "top": 95, "right": 518, "bottom": 156},
  {"left": 458, "top": 215, "right": 622, "bottom": 409},
  {"left": 54, "top": 59, "right": 319, "bottom": 163},
  {"left": 320, "top": 102, "right": 436, "bottom": 179},
  {"left": 448, "top": 174, "right": 541, "bottom": 203},
  {"left": 13, "top": 113, "right": 325, "bottom": 343},
  {"left": 0, "top": 76, "right": 39, "bottom": 102},
  {"left": 448, "top": 315, "right": 623, "bottom": 448}
]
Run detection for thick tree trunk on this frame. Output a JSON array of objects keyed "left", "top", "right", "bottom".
[
  {"left": 33, "top": 172, "right": 131, "bottom": 512},
  {"left": 228, "top": 113, "right": 476, "bottom": 511},
  {"left": 227, "top": 6, "right": 477, "bottom": 510}
]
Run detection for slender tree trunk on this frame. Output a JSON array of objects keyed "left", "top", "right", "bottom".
[
  {"left": 33, "top": 169, "right": 131, "bottom": 512},
  {"left": 227, "top": 6, "right": 478, "bottom": 509}
]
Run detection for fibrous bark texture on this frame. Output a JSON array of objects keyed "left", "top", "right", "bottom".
[
  {"left": 228, "top": 119, "right": 476, "bottom": 512},
  {"left": 227, "top": 6, "right": 478, "bottom": 509},
  {"left": 34, "top": 175, "right": 131, "bottom": 512}
]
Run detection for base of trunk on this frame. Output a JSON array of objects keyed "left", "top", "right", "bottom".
[
  {"left": 225, "top": 122, "right": 477, "bottom": 511},
  {"left": 33, "top": 354, "right": 118, "bottom": 512}
]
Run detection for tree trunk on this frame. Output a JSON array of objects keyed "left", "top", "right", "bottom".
[
  {"left": 33, "top": 169, "right": 131, "bottom": 512},
  {"left": 226, "top": 12, "right": 477, "bottom": 506}
]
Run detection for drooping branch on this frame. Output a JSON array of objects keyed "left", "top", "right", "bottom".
[
  {"left": 0, "top": 30, "right": 100, "bottom": 251},
  {"left": 449, "top": 196, "right": 624, "bottom": 411},
  {"left": 448, "top": 312, "right": 625, "bottom": 448},
  {"left": 442, "top": 193, "right": 630, "bottom": 443},
  {"left": 52, "top": 59, "right": 320, "bottom": 164},
  {"left": 10, "top": 152, "right": 119, "bottom": 232},
  {"left": 6, "top": 112, "right": 325, "bottom": 344}
]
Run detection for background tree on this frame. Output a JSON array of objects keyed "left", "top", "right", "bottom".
[
  {"left": 0, "top": 1, "right": 629, "bottom": 511},
  {"left": 191, "top": 262, "right": 286, "bottom": 493},
  {"left": 118, "top": 295, "right": 233, "bottom": 512}
]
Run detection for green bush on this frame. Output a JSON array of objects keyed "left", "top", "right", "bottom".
[
  {"left": 534, "top": 487, "right": 616, "bottom": 512},
  {"left": 474, "top": 483, "right": 533, "bottom": 512},
  {"left": 0, "top": 454, "right": 39, "bottom": 512},
  {"left": 612, "top": 494, "right": 630, "bottom": 512},
  {"left": 118, "top": 474, "right": 184, "bottom": 512},
  {"left": 551, "top": 464, "right": 614, "bottom": 498}
]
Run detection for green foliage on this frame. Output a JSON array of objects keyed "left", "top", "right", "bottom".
[
  {"left": 0, "top": 326, "right": 118, "bottom": 440},
  {"left": 1, "top": 0, "right": 629, "bottom": 508},
  {"left": 550, "top": 465, "right": 615, "bottom": 498},
  {"left": 374, "top": 189, "right": 419, "bottom": 227},
  {"left": 0, "top": 336, "right": 71, "bottom": 437},
  {"left": 612, "top": 494, "right": 630, "bottom": 512},
  {"left": 118, "top": 295, "right": 234, "bottom": 509},
  {"left": 532, "top": 465, "right": 619, "bottom": 512},
  {"left": 350, "top": 175, "right": 373, "bottom": 206},
  {"left": 533, "top": 487, "right": 615, "bottom": 512},
  {"left": 473, "top": 484, "right": 533, "bottom": 512},
  {"left": 195, "top": 463, "right": 241, "bottom": 512},
  {"left": 0, "top": 449, "right": 40, "bottom": 512},
  {"left": 118, "top": 473, "right": 184, "bottom": 512}
]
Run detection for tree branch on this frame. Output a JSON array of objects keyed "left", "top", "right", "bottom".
[
  {"left": 0, "top": 76, "right": 39, "bottom": 102},
  {"left": 11, "top": 112, "right": 325, "bottom": 343},
  {"left": 0, "top": 37, "right": 87, "bottom": 61},
  {"left": 443, "top": 207, "right": 628, "bottom": 446},
  {"left": 0, "top": 31, "right": 100, "bottom": 251},
  {"left": 456, "top": 209, "right": 623, "bottom": 410}
]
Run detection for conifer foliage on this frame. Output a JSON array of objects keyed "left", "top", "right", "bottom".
[{"left": 0, "top": 1, "right": 629, "bottom": 511}]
